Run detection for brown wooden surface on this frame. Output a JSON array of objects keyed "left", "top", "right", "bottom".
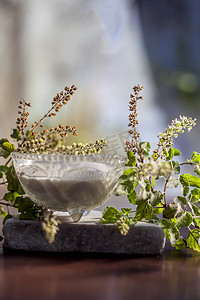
[{"left": 0, "top": 245, "right": 200, "bottom": 300}]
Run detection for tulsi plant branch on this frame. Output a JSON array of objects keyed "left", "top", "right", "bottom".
[
  {"left": 0, "top": 84, "right": 106, "bottom": 243},
  {"left": 101, "top": 84, "right": 200, "bottom": 253}
]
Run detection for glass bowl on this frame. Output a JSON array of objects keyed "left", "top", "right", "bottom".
[{"left": 11, "top": 153, "right": 126, "bottom": 222}]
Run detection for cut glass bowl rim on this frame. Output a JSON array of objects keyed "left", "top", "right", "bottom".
[{"left": 11, "top": 152, "right": 127, "bottom": 164}]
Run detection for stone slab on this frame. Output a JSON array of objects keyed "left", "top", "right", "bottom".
[{"left": 3, "top": 214, "right": 166, "bottom": 256}]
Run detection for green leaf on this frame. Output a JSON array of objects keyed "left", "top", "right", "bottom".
[
  {"left": 179, "top": 174, "right": 190, "bottom": 187},
  {"left": 0, "top": 141, "right": 14, "bottom": 158},
  {"left": 193, "top": 218, "right": 200, "bottom": 228},
  {"left": 0, "top": 206, "right": 7, "bottom": 218},
  {"left": 136, "top": 183, "right": 151, "bottom": 201},
  {"left": 133, "top": 181, "right": 138, "bottom": 189},
  {"left": 140, "top": 142, "right": 151, "bottom": 156},
  {"left": 176, "top": 212, "right": 193, "bottom": 228},
  {"left": 126, "top": 151, "right": 136, "bottom": 167},
  {"left": 145, "top": 213, "right": 159, "bottom": 223},
  {"left": 100, "top": 206, "right": 120, "bottom": 223},
  {"left": 183, "top": 186, "right": 190, "bottom": 196},
  {"left": 184, "top": 174, "right": 200, "bottom": 188},
  {"left": 179, "top": 174, "right": 190, "bottom": 196},
  {"left": 2, "top": 142, "right": 15, "bottom": 153},
  {"left": 128, "top": 218, "right": 137, "bottom": 225},
  {"left": 121, "top": 180, "right": 134, "bottom": 191},
  {"left": 174, "top": 238, "right": 186, "bottom": 250},
  {"left": 121, "top": 208, "right": 132, "bottom": 214},
  {"left": 25, "top": 130, "right": 36, "bottom": 140},
  {"left": 151, "top": 153, "right": 158, "bottom": 160},
  {"left": 119, "top": 168, "right": 133, "bottom": 180},
  {"left": 3, "top": 214, "right": 12, "bottom": 225},
  {"left": 194, "top": 166, "right": 200, "bottom": 176},
  {"left": 150, "top": 191, "right": 164, "bottom": 207},
  {"left": 151, "top": 176, "right": 155, "bottom": 188},
  {"left": 0, "top": 138, "right": 9, "bottom": 147},
  {"left": 3, "top": 191, "right": 20, "bottom": 203},
  {"left": 171, "top": 218, "right": 178, "bottom": 224},
  {"left": 135, "top": 200, "right": 152, "bottom": 221},
  {"left": 169, "top": 223, "right": 180, "bottom": 245},
  {"left": 10, "top": 129, "right": 22, "bottom": 141},
  {"left": 119, "top": 175, "right": 129, "bottom": 181},
  {"left": 123, "top": 168, "right": 133, "bottom": 176},
  {"left": 153, "top": 207, "right": 164, "bottom": 214},
  {"left": 114, "top": 183, "right": 127, "bottom": 196},
  {"left": 0, "top": 149, "right": 10, "bottom": 159},
  {"left": 171, "top": 148, "right": 181, "bottom": 156},
  {"left": 0, "top": 206, "right": 12, "bottom": 224},
  {"left": 187, "top": 229, "right": 200, "bottom": 252},
  {"left": 0, "top": 165, "right": 9, "bottom": 178},
  {"left": 168, "top": 148, "right": 174, "bottom": 160},
  {"left": 177, "top": 196, "right": 187, "bottom": 205},
  {"left": 16, "top": 197, "right": 35, "bottom": 213},
  {"left": 6, "top": 165, "right": 24, "bottom": 193},
  {"left": 0, "top": 165, "right": 9, "bottom": 174},
  {"left": 158, "top": 219, "right": 171, "bottom": 229},
  {"left": 191, "top": 152, "right": 200, "bottom": 163},
  {"left": 26, "top": 130, "right": 31, "bottom": 137},
  {"left": 140, "top": 141, "right": 151, "bottom": 151},
  {"left": 189, "top": 203, "right": 200, "bottom": 216},
  {"left": 189, "top": 188, "right": 200, "bottom": 203},
  {"left": 163, "top": 202, "right": 182, "bottom": 219},
  {"left": 127, "top": 190, "right": 137, "bottom": 205},
  {"left": 19, "top": 212, "right": 36, "bottom": 220},
  {"left": 163, "top": 150, "right": 169, "bottom": 159},
  {"left": 164, "top": 228, "right": 170, "bottom": 241},
  {"left": 174, "top": 162, "right": 180, "bottom": 174},
  {"left": 14, "top": 196, "right": 40, "bottom": 220},
  {"left": 144, "top": 180, "right": 151, "bottom": 192},
  {"left": 127, "top": 182, "right": 136, "bottom": 194},
  {"left": 119, "top": 168, "right": 136, "bottom": 181}
]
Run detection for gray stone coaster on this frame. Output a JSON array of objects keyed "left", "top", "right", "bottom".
[{"left": 3, "top": 214, "right": 166, "bottom": 255}]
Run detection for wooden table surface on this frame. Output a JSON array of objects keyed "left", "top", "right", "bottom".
[{"left": 0, "top": 244, "right": 200, "bottom": 300}]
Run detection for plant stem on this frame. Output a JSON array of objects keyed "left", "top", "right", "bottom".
[
  {"left": 0, "top": 201, "right": 17, "bottom": 208},
  {"left": 149, "top": 176, "right": 154, "bottom": 192},
  {"left": 183, "top": 203, "right": 189, "bottom": 213},
  {"left": 163, "top": 174, "right": 171, "bottom": 206},
  {"left": 26, "top": 96, "right": 67, "bottom": 139},
  {"left": 156, "top": 143, "right": 168, "bottom": 160},
  {"left": 0, "top": 182, "right": 7, "bottom": 185},
  {"left": 22, "top": 97, "right": 26, "bottom": 138},
  {"left": 180, "top": 161, "right": 195, "bottom": 166},
  {"left": 5, "top": 157, "right": 11, "bottom": 166}
]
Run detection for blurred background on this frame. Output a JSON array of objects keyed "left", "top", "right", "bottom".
[{"left": 0, "top": 0, "right": 200, "bottom": 213}]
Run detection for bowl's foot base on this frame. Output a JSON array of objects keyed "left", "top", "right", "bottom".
[
  {"left": 70, "top": 212, "right": 83, "bottom": 222},
  {"left": 53, "top": 208, "right": 87, "bottom": 223},
  {"left": 67, "top": 207, "right": 88, "bottom": 222},
  {"left": 52, "top": 212, "right": 74, "bottom": 222}
]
